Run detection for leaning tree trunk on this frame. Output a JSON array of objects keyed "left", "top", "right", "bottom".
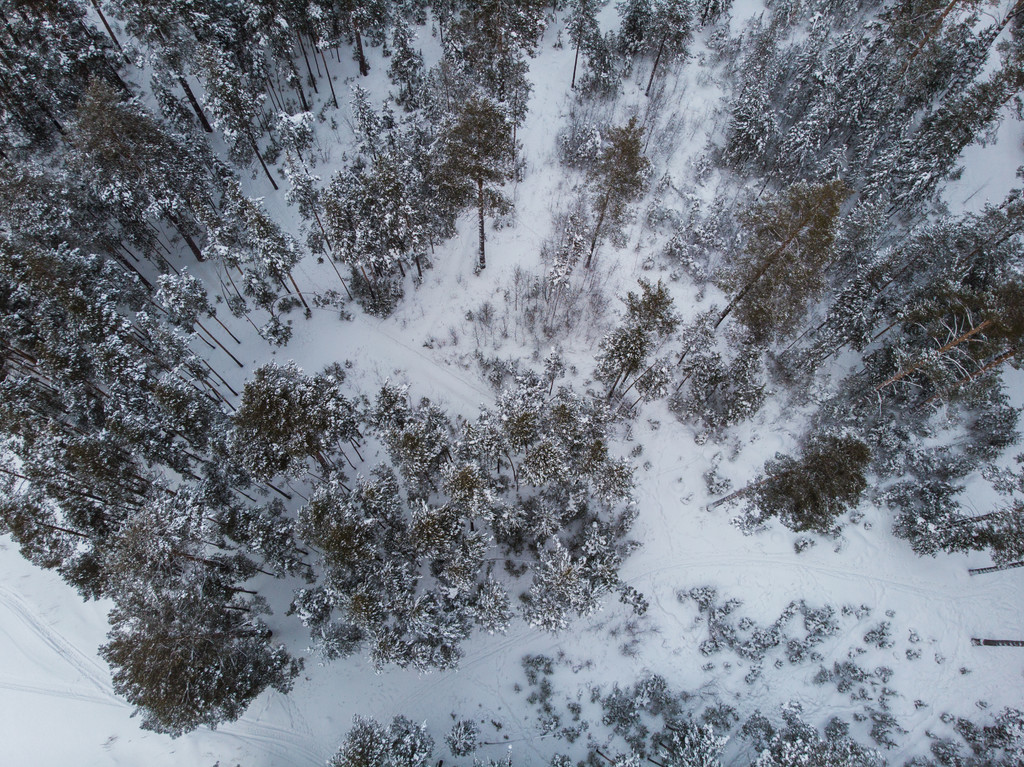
[
  {"left": 195, "top": 320, "right": 244, "bottom": 368},
  {"left": 872, "top": 318, "right": 993, "bottom": 394},
  {"left": 971, "top": 638, "right": 1024, "bottom": 647},
  {"left": 706, "top": 469, "right": 797, "bottom": 510},
  {"left": 318, "top": 46, "right": 339, "bottom": 108},
  {"left": 571, "top": 43, "right": 580, "bottom": 89},
  {"left": 477, "top": 178, "right": 487, "bottom": 271},
  {"left": 969, "top": 560, "right": 1024, "bottom": 575},
  {"left": 249, "top": 134, "right": 279, "bottom": 190},
  {"left": 918, "top": 344, "right": 1021, "bottom": 409},
  {"left": 164, "top": 209, "right": 204, "bottom": 262},
  {"left": 713, "top": 201, "right": 828, "bottom": 331},
  {"left": 645, "top": 35, "right": 667, "bottom": 97},
  {"left": 289, "top": 71, "right": 309, "bottom": 112},
  {"left": 90, "top": 0, "right": 129, "bottom": 64},
  {"left": 706, "top": 482, "right": 759, "bottom": 510},
  {"left": 178, "top": 76, "right": 213, "bottom": 133},
  {"left": 297, "top": 35, "right": 320, "bottom": 94},
  {"left": 903, "top": 0, "right": 972, "bottom": 72},
  {"left": 288, "top": 273, "right": 311, "bottom": 314}
]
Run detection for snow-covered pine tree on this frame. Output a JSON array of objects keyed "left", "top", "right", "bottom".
[
  {"left": 747, "top": 703, "right": 883, "bottom": 767},
  {"left": 716, "top": 179, "right": 847, "bottom": 345},
  {"left": 101, "top": 577, "right": 300, "bottom": 737},
  {"left": 522, "top": 538, "right": 606, "bottom": 632},
  {"left": 617, "top": 0, "right": 654, "bottom": 62},
  {"left": 231, "top": 361, "right": 358, "bottom": 480},
  {"left": 388, "top": 17, "right": 426, "bottom": 110},
  {"left": 595, "top": 279, "right": 679, "bottom": 401},
  {"left": 0, "top": 0, "right": 126, "bottom": 149},
  {"left": 194, "top": 43, "right": 277, "bottom": 188},
  {"left": 448, "top": 0, "right": 547, "bottom": 106},
  {"left": 446, "top": 718, "right": 481, "bottom": 757},
  {"left": 748, "top": 434, "right": 871, "bottom": 535},
  {"left": 584, "top": 117, "right": 651, "bottom": 268},
  {"left": 695, "top": 0, "right": 734, "bottom": 26},
  {"left": 722, "top": 16, "right": 781, "bottom": 172},
  {"left": 330, "top": 715, "right": 434, "bottom": 767},
  {"left": 436, "top": 95, "right": 516, "bottom": 271},
  {"left": 641, "top": 0, "right": 695, "bottom": 96},
  {"left": 373, "top": 384, "right": 454, "bottom": 499},
  {"left": 653, "top": 718, "right": 728, "bottom": 767},
  {"left": 567, "top": 0, "right": 602, "bottom": 89}
]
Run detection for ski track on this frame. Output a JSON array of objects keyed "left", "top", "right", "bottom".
[
  {"left": 0, "top": 586, "right": 112, "bottom": 695},
  {"left": 0, "top": 677, "right": 120, "bottom": 708},
  {"left": 623, "top": 555, "right": 973, "bottom": 602},
  {"left": 294, "top": 310, "right": 496, "bottom": 413},
  {"left": 217, "top": 717, "right": 326, "bottom": 767},
  {"left": 1, "top": 582, "right": 329, "bottom": 767}
]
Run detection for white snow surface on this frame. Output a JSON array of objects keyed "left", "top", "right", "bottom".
[{"left": 4, "top": 4, "right": 1024, "bottom": 765}]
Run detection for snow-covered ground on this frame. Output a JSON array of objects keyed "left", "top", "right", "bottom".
[{"left": 4, "top": 3, "right": 1024, "bottom": 765}]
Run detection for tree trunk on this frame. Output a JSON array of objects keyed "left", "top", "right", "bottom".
[
  {"left": 311, "top": 209, "right": 334, "bottom": 253},
  {"left": 210, "top": 315, "right": 241, "bottom": 345},
  {"left": 571, "top": 44, "right": 580, "bottom": 89},
  {"left": 297, "top": 35, "right": 319, "bottom": 94},
  {"left": 292, "top": 75, "right": 309, "bottom": 112},
  {"left": 357, "top": 263, "right": 378, "bottom": 300},
  {"left": 706, "top": 471, "right": 795, "bottom": 510},
  {"left": 178, "top": 76, "right": 213, "bottom": 133},
  {"left": 328, "top": 260, "right": 353, "bottom": 299},
  {"left": 616, "top": 357, "right": 663, "bottom": 402},
  {"left": 0, "top": 466, "right": 124, "bottom": 513},
  {"left": 353, "top": 21, "right": 370, "bottom": 76},
  {"left": 288, "top": 273, "right": 312, "bottom": 313},
  {"left": 349, "top": 439, "right": 364, "bottom": 462},
  {"left": 319, "top": 46, "right": 339, "bottom": 108},
  {"left": 585, "top": 190, "right": 611, "bottom": 269},
  {"left": 323, "top": 252, "right": 353, "bottom": 299},
  {"left": 249, "top": 135, "right": 279, "bottom": 190},
  {"left": 971, "top": 638, "right": 1024, "bottom": 646},
  {"left": 90, "top": 0, "right": 129, "bottom": 63},
  {"left": 264, "top": 75, "right": 281, "bottom": 111},
  {"left": 477, "top": 178, "right": 487, "bottom": 271},
  {"left": 605, "top": 368, "right": 627, "bottom": 400},
  {"left": 264, "top": 481, "right": 292, "bottom": 501},
  {"left": 646, "top": 36, "right": 667, "bottom": 97},
  {"left": 164, "top": 209, "right": 205, "bottom": 261},
  {"left": 918, "top": 345, "right": 1020, "bottom": 409},
  {"left": 200, "top": 356, "right": 239, "bottom": 396},
  {"left": 706, "top": 484, "right": 756, "bottom": 510},
  {"left": 195, "top": 320, "right": 244, "bottom": 368},
  {"left": 873, "top": 318, "right": 993, "bottom": 394},
  {"left": 903, "top": 0, "right": 968, "bottom": 71},
  {"left": 714, "top": 200, "right": 835, "bottom": 330}
]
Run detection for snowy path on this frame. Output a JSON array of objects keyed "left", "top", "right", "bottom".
[{"left": 0, "top": 585, "right": 112, "bottom": 696}]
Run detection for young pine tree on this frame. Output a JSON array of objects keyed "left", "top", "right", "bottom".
[
  {"left": 567, "top": 0, "right": 602, "bottom": 89},
  {"left": 438, "top": 97, "right": 516, "bottom": 271},
  {"left": 585, "top": 117, "right": 652, "bottom": 268}
]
